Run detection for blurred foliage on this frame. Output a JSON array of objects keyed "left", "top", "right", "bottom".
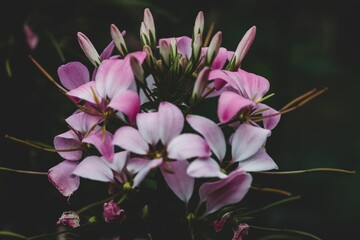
[{"left": 0, "top": 0, "right": 359, "bottom": 239}]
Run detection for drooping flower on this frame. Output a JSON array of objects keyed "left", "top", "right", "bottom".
[
  {"left": 112, "top": 102, "right": 211, "bottom": 202},
  {"left": 232, "top": 223, "right": 249, "bottom": 240},
  {"left": 57, "top": 211, "right": 80, "bottom": 228},
  {"left": 103, "top": 200, "right": 126, "bottom": 223}
]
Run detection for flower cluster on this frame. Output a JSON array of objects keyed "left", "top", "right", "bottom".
[{"left": 7, "top": 8, "right": 334, "bottom": 240}]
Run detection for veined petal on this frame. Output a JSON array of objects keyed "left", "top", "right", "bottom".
[
  {"left": 161, "top": 161, "right": 194, "bottom": 203},
  {"left": 218, "top": 91, "right": 254, "bottom": 123},
  {"left": 48, "top": 160, "right": 80, "bottom": 197},
  {"left": 137, "top": 112, "right": 160, "bottom": 146},
  {"left": 126, "top": 157, "right": 150, "bottom": 175},
  {"left": 132, "top": 158, "right": 163, "bottom": 188},
  {"left": 199, "top": 171, "right": 252, "bottom": 215},
  {"left": 54, "top": 131, "right": 82, "bottom": 161},
  {"left": 67, "top": 81, "right": 99, "bottom": 104},
  {"left": 211, "top": 47, "right": 228, "bottom": 70},
  {"left": 108, "top": 90, "right": 140, "bottom": 125},
  {"left": 235, "top": 69, "right": 270, "bottom": 101},
  {"left": 83, "top": 129, "right": 114, "bottom": 161},
  {"left": 231, "top": 124, "right": 270, "bottom": 162},
  {"left": 186, "top": 115, "right": 226, "bottom": 161},
  {"left": 73, "top": 156, "right": 113, "bottom": 182},
  {"left": 58, "top": 62, "right": 90, "bottom": 90},
  {"left": 236, "top": 149, "right": 278, "bottom": 172},
  {"left": 158, "top": 102, "right": 184, "bottom": 145},
  {"left": 108, "top": 151, "right": 128, "bottom": 173},
  {"left": 187, "top": 158, "right": 227, "bottom": 179},
  {"left": 113, "top": 127, "right": 149, "bottom": 155},
  {"left": 167, "top": 133, "right": 211, "bottom": 160},
  {"left": 65, "top": 112, "right": 101, "bottom": 133}
]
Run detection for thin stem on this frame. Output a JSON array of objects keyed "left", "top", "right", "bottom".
[
  {"left": 76, "top": 192, "right": 124, "bottom": 215},
  {"left": 256, "top": 168, "right": 356, "bottom": 175},
  {"left": 27, "top": 223, "right": 92, "bottom": 240},
  {"left": 0, "top": 231, "right": 27, "bottom": 239},
  {"left": 238, "top": 196, "right": 301, "bottom": 217},
  {"left": 251, "top": 186, "right": 292, "bottom": 197},
  {"left": 0, "top": 166, "right": 47, "bottom": 175},
  {"left": 28, "top": 55, "right": 67, "bottom": 93},
  {"left": 5, "top": 135, "right": 81, "bottom": 153},
  {"left": 250, "top": 225, "right": 322, "bottom": 240}
]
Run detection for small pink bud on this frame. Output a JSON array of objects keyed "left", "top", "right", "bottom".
[
  {"left": 159, "top": 39, "right": 170, "bottom": 65},
  {"left": 77, "top": 32, "right": 101, "bottom": 67},
  {"left": 213, "top": 211, "right": 232, "bottom": 232},
  {"left": 232, "top": 223, "right": 249, "bottom": 240},
  {"left": 233, "top": 26, "right": 256, "bottom": 68},
  {"left": 57, "top": 211, "right": 80, "bottom": 228},
  {"left": 206, "top": 31, "right": 222, "bottom": 65},
  {"left": 144, "top": 8, "right": 156, "bottom": 42},
  {"left": 193, "top": 11, "right": 204, "bottom": 36},
  {"left": 192, "top": 34, "right": 202, "bottom": 61},
  {"left": 103, "top": 200, "right": 126, "bottom": 223},
  {"left": 110, "top": 24, "right": 127, "bottom": 57},
  {"left": 24, "top": 23, "right": 39, "bottom": 50},
  {"left": 140, "top": 22, "right": 150, "bottom": 46},
  {"left": 192, "top": 67, "right": 210, "bottom": 101}
]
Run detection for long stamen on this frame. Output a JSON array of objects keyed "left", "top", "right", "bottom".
[
  {"left": 203, "top": 22, "right": 215, "bottom": 47},
  {"left": 0, "top": 166, "right": 47, "bottom": 175},
  {"left": 5, "top": 135, "right": 81, "bottom": 152},
  {"left": 280, "top": 88, "right": 317, "bottom": 111},
  {"left": 256, "top": 168, "right": 355, "bottom": 175},
  {"left": 251, "top": 186, "right": 292, "bottom": 196},
  {"left": 255, "top": 93, "right": 275, "bottom": 104},
  {"left": 28, "top": 55, "right": 67, "bottom": 93}
]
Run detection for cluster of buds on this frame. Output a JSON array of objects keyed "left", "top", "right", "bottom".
[{"left": 44, "top": 8, "right": 326, "bottom": 238}]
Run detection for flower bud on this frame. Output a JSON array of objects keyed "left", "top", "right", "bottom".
[
  {"left": 77, "top": 32, "right": 101, "bottom": 67},
  {"left": 206, "top": 31, "right": 222, "bottom": 66},
  {"left": 144, "top": 8, "right": 156, "bottom": 44},
  {"left": 140, "top": 22, "right": 150, "bottom": 46},
  {"left": 103, "top": 200, "right": 126, "bottom": 223},
  {"left": 130, "top": 56, "right": 145, "bottom": 85},
  {"left": 231, "top": 26, "right": 256, "bottom": 69},
  {"left": 192, "top": 34, "right": 202, "bottom": 62},
  {"left": 57, "top": 211, "right": 80, "bottom": 228},
  {"left": 193, "top": 11, "right": 204, "bottom": 37},
  {"left": 143, "top": 45, "right": 155, "bottom": 66},
  {"left": 213, "top": 211, "right": 232, "bottom": 232},
  {"left": 110, "top": 24, "right": 128, "bottom": 57},
  {"left": 192, "top": 67, "right": 210, "bottom": 102},
  {"left": 24, "top": 23, "right": 38, "bottom": 50},
  {"left": 159, "top": 39, "right": 170, "bottom": 66},
  {"left": 170, "top": 38, "right": 178, "bottom": 59},
  {"left": 232, "top": 223, "right": 249, "bottom": 240}
]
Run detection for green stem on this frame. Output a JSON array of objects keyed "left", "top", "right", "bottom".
[
  {"left": 257, "top": 168, "right": 355, "bottom": 175},
  {"left": 76, "top": 192, "right": 124, "bottom": 215},
  {"left": 0, "top": 166, "right": 47, "bottom": 175},
  {"left": 238, "top": 196, "right": 301, "bottom": 217},
  {"left": 250, "top": 225, "right": 322, "bottom": 240},
  {"left": 0, "top": 231, "right": 26, "bottom": 239}
]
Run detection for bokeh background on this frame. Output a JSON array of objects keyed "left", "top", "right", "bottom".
[{"left": 1, "top": 0, "right": 359, "bottom": 239}]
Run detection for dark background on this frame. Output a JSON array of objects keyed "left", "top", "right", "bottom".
[{"left": 1, "top": 0, "right": 359, "bottom": 239}]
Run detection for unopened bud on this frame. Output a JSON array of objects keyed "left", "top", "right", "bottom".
[
  {"left": 130, "top": 56, "right": 145, "bottom": 84},
  {"left": 77, "top": 32, "right": 101, "bottom": 67},
  {"left": 192, "top": 67, "right": 210, "bottom": 102},
  {"left": 144, "top": 8, "right": 156, "bottom": 44},
  {"left": 159, "top": 39, "right": 170, "bottom": 66},
  {"left": 110, "top": 24, "right": 128, "bottom": 57},
  {"left": 206, "top": 31, "right": 222, "bottom": 66},
  {"left": 170, "top": 38, "right": 178, "bottom": 59},
  {"left": 213, "top": 212, "right": 232, "bottom": 232},
  {"left": 143, "top": 45, "right": 155, "bottom": 66},
  {"left": 193, "top": 11, "right": 204, "bottom": 37},
  {"left": 192, "top": 34, "right": 202, "bottom": 62},
  {"left": 57, "top": 211, "right": 80, "bottom": 228},
  {"left": 103, "top": 200, "right": 126, "bottom": 223},
  {"left": 231, "top": 26, "right": 256, "bottom": 69},
  {"left": 140, "top": 22, "right": 150, "bottom": 46}
]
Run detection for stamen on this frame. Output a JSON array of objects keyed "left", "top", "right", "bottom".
[
  {"left": 5, "top": 135, "right": 81, "bottom": 153},
  {"left": 280, "top": 88, "right": 317, "bottom": 111},
  {"left": 256, "top": 168, "right": 355, "bottom": 175},
  {"left": 203, "top": 22, "right": 215, "bottom": 47},
  {"left": 28, "top": 55, "right": 67, "bottom": 93},
  {"left": 90, "top": 86, "right": 102, "bottom": 111},
  {"left": 255, "top": 93, "right": 275, "bottom": 104},
  {"left": 250, "top": 186, "right": 292, "bottom": 196}
]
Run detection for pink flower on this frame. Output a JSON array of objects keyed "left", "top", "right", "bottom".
[
  {"left": 213, "top": 212, "right": 232, "bottom": 232},
  {"left": 232, "top": 223, "right": 249, "bottom": 240},
  {"left": 103, "top": 200, "right": 126, "bottom": 223},
  {"left": 57, "top": 211, "right": 80, "bottom": 228},
  {"left": 24, "top": 23, "right": 38, "bottom": 50},
  {"left": 112, "top": 102, "right": 211, "bottom": 202}
]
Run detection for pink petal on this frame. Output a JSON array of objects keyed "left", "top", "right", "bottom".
[
  {"left": 54, "top": 131, "right": 82, "bottom": 161},
  {"left": 24, "top": 23, "right": 38, "bottom": 50},
  {"left": 158, "top": 102, "right": 184, "bottom": 145},
  {"left": 108, "top": 90, "right": 140, "bottom": 125},
  {"left": 136, "top": 112, "right": 160, "bottom": 146},
  {"left": 100, "top": 41, "right": 115, "bottom": 60},
  {"left": 186, "top": 115, "right": 226, "bottom": 161},
  {"left": 231, "top": 124, "right": 270, "bottom": 162},
  {"left": 48, "top": 160, "right": 80, "bottom": 197},
  {"left": 132, "top": 158, "right": 163, "bottom": 188},
  {"left": 187, "top": 158, "right": 227, "bottom": 179},
  {"left": 167, "top": 133, "right": 211, "bottom": 160},
  {"left": 67, "top": 81, "right": 99, "bottom": 104},
  {"left": 218, "top": 91, "right": 254, "bottom": 123},
  {"left": 83, "top": 129, "right": 114, "bottom": 161},
  {"left": 237, "top": 149, "right": 278, "bottom": 172},
  {"left": 211, "top": 47, "right": 228, "bottom": 70},
  {"left": 126, "top": 157, "right": 151, "bottom": 174},
  {"left": 159, "top": 37, "right": 192, "bottom": 59},
  {"left": 161, "top": 161, "right": 194, "bottom": 203},
  {"left": 108, "top": 151, "right": 128, "bottom": 173},
  {"left": 257, "top": 103, "right": 281, "bottom": 130},
  {"left": 235, "top": 69, "right": 270, "bottom": 101},
  {"left": 113, "top": 127, "right": 149, "bottom": 155},
  {"left": 233, "top": 26, "right": 256, "bottom": 67},
  {"left": 57, "top": 62, "right": 90, "bottom": 91},
  {"left": 73, "top": 156, "right": 113, "bottom": 182},
  {"left": 65, "top": 112, "right": 101, "bottom": 133},
  {"left": 199, "top": 171, "right": 252, "bottom": 215}
]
